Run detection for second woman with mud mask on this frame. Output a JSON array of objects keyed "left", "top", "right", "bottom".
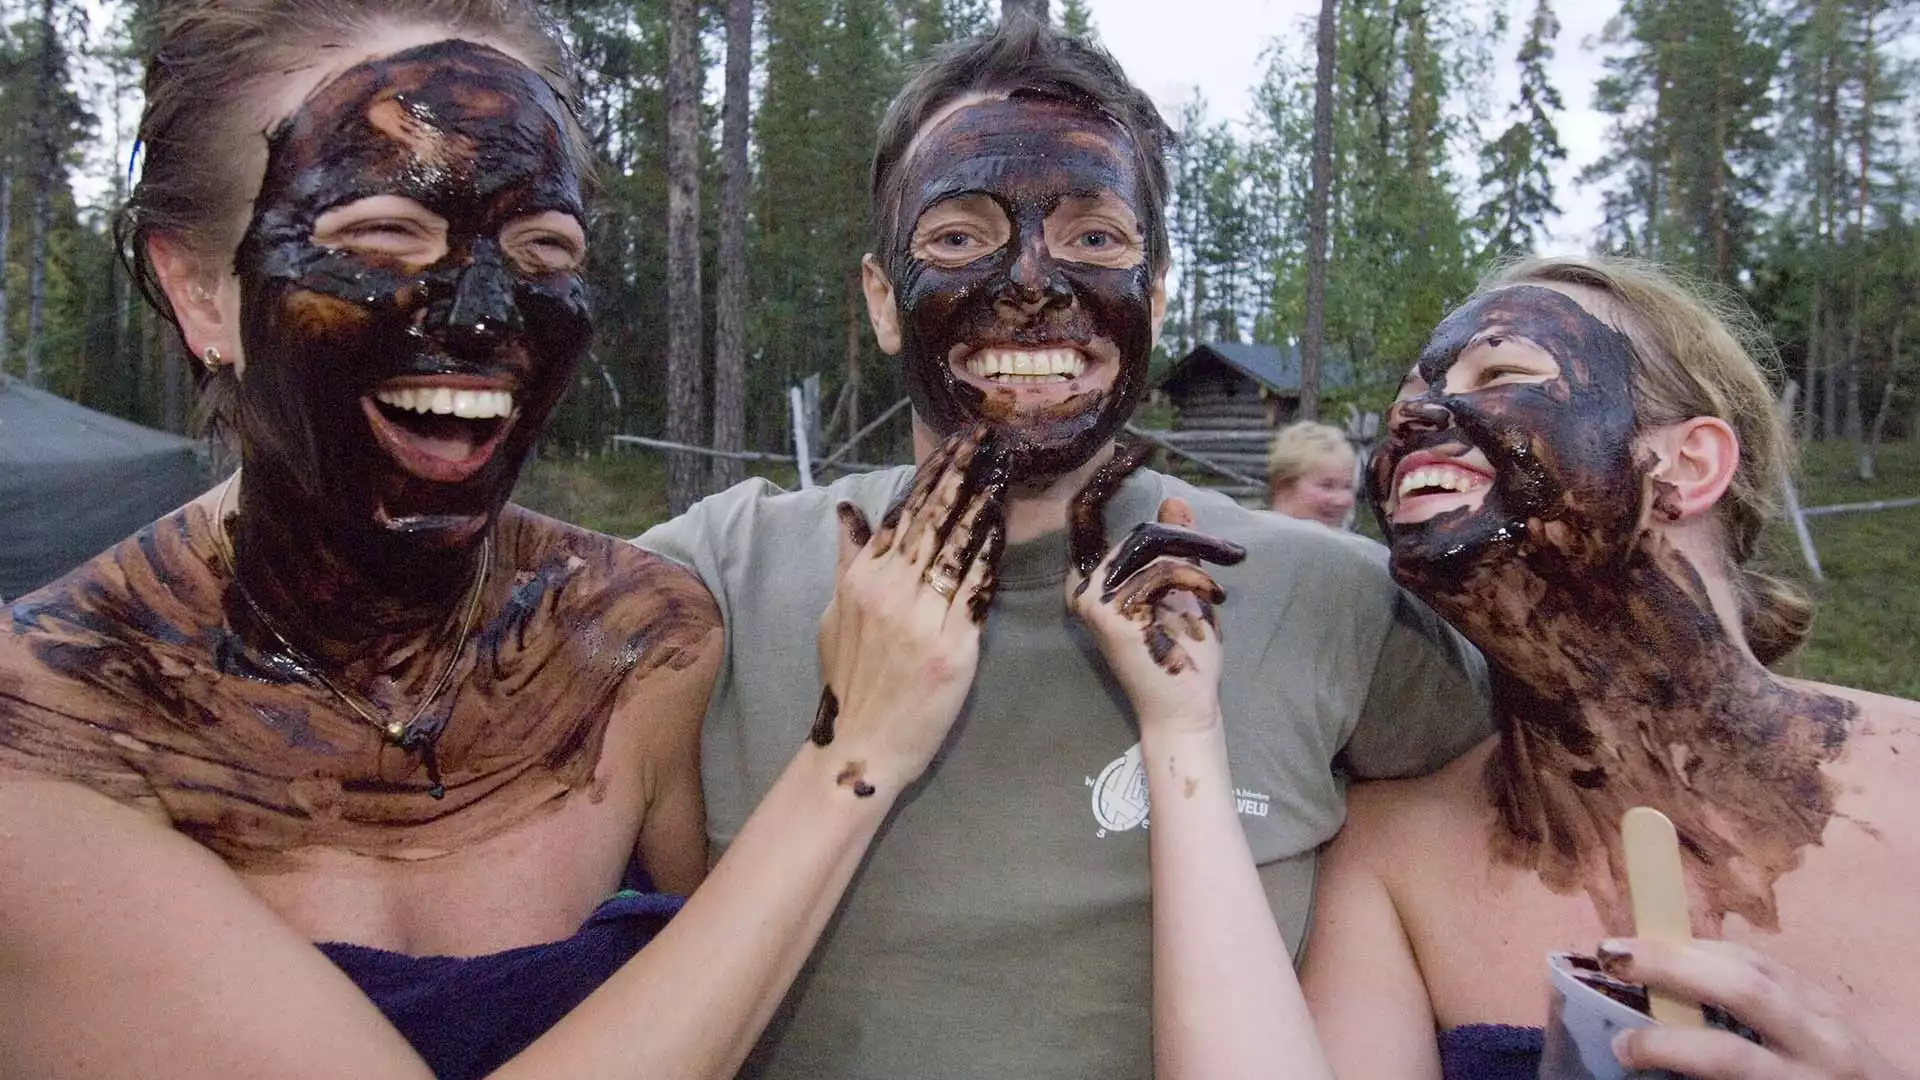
[
  {"left": 0, "top": 4, "right": 1007, "bottom": 1079},
  {"left": 1302, "top": 256, "right": 1920, "bottom": 1080}
]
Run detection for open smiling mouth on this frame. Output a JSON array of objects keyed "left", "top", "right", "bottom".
[
  {"left": 963, "top": 346, "right": 1088, "bottom": 385},
  {"left": 362, "top": 380, "right": 520, "bottom": 484},
  {"left": 1388, "top": 455, "right": 1495, "bottom": 525}
]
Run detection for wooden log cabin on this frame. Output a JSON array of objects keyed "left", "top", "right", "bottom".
[{"left": 1152, "top": 341, "right": 1348, "bottom": 498}]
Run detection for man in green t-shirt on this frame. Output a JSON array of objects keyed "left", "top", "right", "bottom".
[{"left": 638, "top": 16, "right": 1489, "bottom": 1079}]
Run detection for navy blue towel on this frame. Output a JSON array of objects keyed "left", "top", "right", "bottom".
[
  {"left": 1439, "top": 1023, "right": 1546, "bottom": 1080},
  {"left": 318, "top": 889, "right": 683, "bottom": 1079}
]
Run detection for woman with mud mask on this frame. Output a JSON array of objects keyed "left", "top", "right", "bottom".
[
  {"left": 0, "top": 4, "right": 1008, "bottom": 1079},
  {"left": 1301, "top": 256, "right": 1920, "bottom": 1080}
]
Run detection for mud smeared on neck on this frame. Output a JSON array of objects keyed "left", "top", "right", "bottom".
[{"left": 1440, "top": 531, "right": 1855, "bottom": 933}]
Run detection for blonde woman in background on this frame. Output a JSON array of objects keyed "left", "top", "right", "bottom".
[{"left": 1268, "top": 421, "right": 1358, "bottom": 527}]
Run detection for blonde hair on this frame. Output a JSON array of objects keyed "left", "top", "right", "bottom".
[
  {"left": 1485, "top": 255, "right": 1811, "bottom": 664},
  {"left": 1266, "top": 421, "right": 1356, "bottom": 502}
]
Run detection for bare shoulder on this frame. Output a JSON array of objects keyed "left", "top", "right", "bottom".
[
  {"left": 499, "top": 505, "right": 721, "bottom": 662},
  {"left": 1790, "top": 678, "right": 1920, "bottom": 778},
  {"left": 505, "top": 504, "right": 716, "bottom": 599},
  {"left": 1337, "top": 737, "right": 1499, "bottom": 876}
]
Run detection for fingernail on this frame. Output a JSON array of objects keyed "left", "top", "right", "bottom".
[
  {"left": 1610, "top": 1031, "right": 1633, "bottom": 1065},
  {"left": 836, "top": 502, "right": 872, "bottom": 546},
  {"left": 1596, "top": 939, "right": 1633, "bottom": 974}
]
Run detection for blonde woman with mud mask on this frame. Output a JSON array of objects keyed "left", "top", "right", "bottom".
[{"left": 1303, "top": 255, "right": 1919, "bottom": 1080}]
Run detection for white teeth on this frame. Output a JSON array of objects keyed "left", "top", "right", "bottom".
[
  {"left": 375, "top": 387, "right": 516, "bottom": 419},
  {"left": 963, "top": 348, "right": 1087, "bottom": 381},
  {"left": 1397, "top": 464, "right": 1490, "bottom": 499}
]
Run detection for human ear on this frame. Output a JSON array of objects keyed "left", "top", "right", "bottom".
[
  {"left": 147, "top": 232, "right": 244, "bottom": 376},
  {"left": 1643, "top": 417, "right": 1739, "bottom": 522},
  {"left": 861, "top": 253, "right": 902, "bottom": 356},
  {"left": 1148, "top": 263, "right": 1169, "bottom": 349}
]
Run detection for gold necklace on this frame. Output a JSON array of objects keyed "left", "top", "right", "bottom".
[{"left": 209, "top": 473, "right": 490, "bottom": 799}]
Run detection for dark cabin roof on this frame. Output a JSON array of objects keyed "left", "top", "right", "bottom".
[{"left": 1157, "top": 341, "right": 1352, "bottom": 398}]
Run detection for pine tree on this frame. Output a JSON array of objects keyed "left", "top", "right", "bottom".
[
  {"left": 1475, "top": 0, "right": 1566, "bottom": 259},
  {"left": 1058, "top": 0, "right": 1096, "bottom": 40},
  {"left": 1583, "top": 0, "right": 1779, "bottom": 281}
]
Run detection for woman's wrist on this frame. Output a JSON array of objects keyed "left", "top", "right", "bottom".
[
  {"left": 1137, "top": 705, "right": 1227, "bottom": 743},
  {"left": 1139, "top": 713, "right": 1233, "bottom": 797},
  {"left": 793, "top": 726, "right": 917, "bottom": 807}
]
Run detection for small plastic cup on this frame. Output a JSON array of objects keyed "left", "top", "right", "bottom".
[{"left": 1538, "top": 952, "right": 1680, "bottom": 1080}]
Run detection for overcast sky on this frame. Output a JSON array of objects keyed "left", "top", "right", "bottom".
[{"left": 1086, "top": 0, "right": 1622, "bottom": 251}]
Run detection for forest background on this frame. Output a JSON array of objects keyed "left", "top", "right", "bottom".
[{"left": 0, "top": 0, "right": 1915, "bottom": 693}]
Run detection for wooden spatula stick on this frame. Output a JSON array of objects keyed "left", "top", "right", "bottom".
[{"left": 1622, "top": 806, "right": 1705, "bottom": 1028}]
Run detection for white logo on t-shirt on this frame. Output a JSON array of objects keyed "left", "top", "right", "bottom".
[
  {"left": 1088, "top": 742, "right": 1151, "bottom": 836},
  {"left": 1084, "top": 741, "right": 1271, "bottom": 837}
]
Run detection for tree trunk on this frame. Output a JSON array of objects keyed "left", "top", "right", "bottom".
[
  {"left": 0, "top": 164, "right": 12, "bottom": 377},
  {"left": 710, "top": 0, "right": 753, "bottom": 493},
  {"left": 844, "top": 273, "right": 863, "bottom": 445},
  {"left": 665, "top": 0, "right": 706, "bottom": 515},
  {"left": 1299, "top": 0, "right": 1337, "bottom": 422},
  {"left": 1002, "top": 0, "right": 1048, "bottom": 22},
  {"left": 1843, "top": 0, "right": 1876, "bottom": 448},
  {"left": 1710, "top": 49, "right": 1730, "bottom": 279},
  {"left": 1823, "top": 345, "right": 1841, "bottom": 439},
  {"left": 23, "top": 0, "right": 59, "bottom": 388},
  {"left": 1804, "top": 288, "right": 1823, "bottom": 441},
  {"left": 1859, "top": 377, "right": 1893, "bottom": 481}
]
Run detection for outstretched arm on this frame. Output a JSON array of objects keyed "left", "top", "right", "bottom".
[{"left": 1068, "top": 487, "right": 1331, "bottom": 1080}]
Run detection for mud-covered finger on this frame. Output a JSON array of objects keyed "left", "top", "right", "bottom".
[
  {"left": 1068, "top": 441, "right": 1154, "bottom": 578},
  {"left": 835, "top": 501, "right": 874, "bottom": 580},
  {"left": 896, "top": 427, "right": 991, "bottom": 566},
  {"left": 874, "top": 428, "right": 970, "bottom": 556},
  {"left": 931, "top": 466, "right": 1009, "bottom": 591},
  {"left": 1106, "top": 560, "right": 1229, "bottom": 620},
  {"left": 959, "top": 523, "right": 1006, "bottom": 625},
  {"left": 1102, "top": 522, "right": 1247, "bottom": 591}
]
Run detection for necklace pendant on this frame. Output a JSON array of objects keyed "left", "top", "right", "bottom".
[{"left": 384, "top": 720, "right": 408, "bottom": 743}]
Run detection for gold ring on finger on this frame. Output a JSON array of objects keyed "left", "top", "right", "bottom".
[{"left": 927, "top": 569, "right": 960, "bottom": 599}]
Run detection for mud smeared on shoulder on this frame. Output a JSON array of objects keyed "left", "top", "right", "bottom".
[{"left": 0, "top": 504, "right": 719, "bottom": 871}]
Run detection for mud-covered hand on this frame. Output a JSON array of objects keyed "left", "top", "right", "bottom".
[
  {"left": 810, "top": 425, "right": 1009, "bottom": 797},
  {"left": 1067, "top": 496, "right": 1246, "bottom": 735},
  {"left": 1603, "top": 938, "right": 1911, "bottom": 1080}
]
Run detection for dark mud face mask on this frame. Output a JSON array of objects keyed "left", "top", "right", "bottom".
[
  {"left": 882, "top": 94, "right": 1158, "bottom": 481},
  {"left": 1369, "top": 285, "right": 1645, "bottom": 595},
  {"left": 233, "top": 40, "right": 591, "bottom": 554}
]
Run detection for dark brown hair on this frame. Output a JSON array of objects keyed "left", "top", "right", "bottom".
[
  {"left": 869, "top": 12, "right": 1175, "bottom": 271},
  {"left": 114, "top": 0, "right": 583, "bottom": 430}
]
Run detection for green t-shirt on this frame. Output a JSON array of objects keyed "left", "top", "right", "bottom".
[{"left": 638, "top": 464, "right": 1488, "bottom": 1080}]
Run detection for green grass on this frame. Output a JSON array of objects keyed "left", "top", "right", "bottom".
[
  {"left": 515, "top": 439, "right": 1920, "bottom": 699},
  {"left": 512, "top": 449, "right": 798, "bottom": 538},
  {"left": 1768, "top": 440, "right": 1920, "bottom": 699}
]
